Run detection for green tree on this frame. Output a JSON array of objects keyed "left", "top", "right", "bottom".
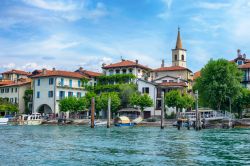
[
  {"left": 129, "top": 93, "right": 153, "bottom": 112},
  {"left": 232, "top": 88, "right": 250, "bottom": 118},
  {"left": 96, "top": 92, "right": 121, "bottom": 115},
  {"left": 84, "top": 92, "right": 97, "bottom": 108},
  {"left": 165, "top": 90, "right": 195, "bottom": 112},
  {"left": 119, "top": 84, "right": 137, "bottom": 108},
  {"left": 0, "top": 97, "right": 19, "bottom": 114},
  {"left": 194, "top": 59, "right": 242, "bottom": 111}
]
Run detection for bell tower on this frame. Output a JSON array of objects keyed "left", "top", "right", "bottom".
[{"left": 172, "top": 27, "right": 187, "bottom": 67}]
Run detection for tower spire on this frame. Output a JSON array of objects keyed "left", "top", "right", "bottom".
[{"left": 175, "top": 27, "right": 183, "bottom": 49}]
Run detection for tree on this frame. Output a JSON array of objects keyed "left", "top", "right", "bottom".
[
  {"left": 59, "top": 97, "right": 88, "bottom": 113},
  {"left": 129, "top": 93, "right": 153, "bottom": 112},
  {"left": 0, "top": 98, "right": 19, "bottom": 114},
  {"left": 84, "top": 92, "right": 97, "bottom": 108},
  {"left": 194, "top": 59, "right": 242, "bottom": 111},
  {"left": 165, "top": 90, "right": 195, "bottom": 112},
  {"left": 96, "top": 92, "right": 121, "bottom": 115},
  {"left": 232, "top": 88, "right": 250, "bottom": 118},
  {"left": 119, "top": 84, "right": 137, "bottom": 108}
]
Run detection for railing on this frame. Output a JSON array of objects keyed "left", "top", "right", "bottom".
[{"left": 178, "top": 110, "right": 234, "bottom": 121}]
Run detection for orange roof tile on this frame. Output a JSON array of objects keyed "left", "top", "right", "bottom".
[
  {"left": 102, "top": 60, "right": 151, "bottom": 70},
  {"left": 193, "top": 71, "right": 201, "bottom": 80},
  {"left": 153, "top": 66, "right": 192, "bottom": 72},
  {"left": 2, "top": 69, "right": 30, "bottom": 75},
  {"left": 0, "top": 80, "right": 14, "bottom": 86},
  {"left": 75, "top": 68, "right": 102, "bottom": 77},
  {"left": 239, "top": 63, "right": 250, "bottom": 69},
  {"left": 159, "top": 82, "right": 188, "bottom": 87},
  {"left": 31, "top": 69, "right": 87, "bottom": 79},
  {"left": 0, "top": 80, "right": 31, "bottom": 87}
]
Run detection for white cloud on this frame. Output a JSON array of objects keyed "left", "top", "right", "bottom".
[
  {"left": 157, "top": 0, "right": 173, "bottom": 19},
  {"left": 22, "top": 0, "right": 77, "bottom": 11},
  {"left": 197, "top": 2, "right": 230, "bottom": 10}
]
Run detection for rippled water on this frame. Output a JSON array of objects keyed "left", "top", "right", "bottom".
[{"left": 0, "top": 126, "right": 249, "bottom": 166}]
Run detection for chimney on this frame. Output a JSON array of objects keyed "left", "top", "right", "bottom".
[
  {"left": 243, "top": 53, "right": 246, "bottom": 59},
  {"left": 79, "top": 67, "right": 83, "bottom": 71},
  {"left": 161, "top": 59, "right": 165, "bottom": 68},
  {"left": 135, "top": 59, "right": 138, "bottom": 64},
  {"left": 42, "top": 68, "right": 47, "bottom": 75},
  {"left": 52, "top": 67, "right": 56, "bottom": 71},
  {"left": 237, "top": 49, "right": 241, "bottom": 57}
]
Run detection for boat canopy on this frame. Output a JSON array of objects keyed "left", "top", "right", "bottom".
[{"left": 114, "top": 116, "right": 131, "bottom": 124}]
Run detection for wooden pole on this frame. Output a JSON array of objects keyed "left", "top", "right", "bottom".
[
  {"left": 107, "top": 97, "right": 111, "bottom": 128},
  {"left": 195, "top": 90, "right": 200, "bottom": 131},
  {"left": 161, "top": 91, "right": 165, "bottom": 129},
  {"left": 91, "top": 97, "right": 95, "bottom": 128}
]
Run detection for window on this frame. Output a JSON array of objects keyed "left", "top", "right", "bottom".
[
  {"left": 122, "top": 69, "right": 127, "bottom": 74},
  {"left": 59, "top": 91, "right": 65, "bottom": 100},
  {"left": 11, "top": 88, "right": 13, "bottom": 93},
  {"left": 163, "top": 80, "right": 168, "bottom": 83},
  {"left": 138, "top": 69, "right": 140, "bottom": 73},
  {"left": 238, "top": 60, "right": 243, "bottom": 65},
  {"left": 182, "top": 55, "right": 184, "bottom": 61},
  {"left": 15, "top": 88, "right": 17, "bottom": 92},
  {"left": 10, "top": 98, "right": 13, "bottom": 103},
  {"left": 109, "top": 70, "right": 114, "bottom": 75},
  {"left": 61, "top": 78, "right": 64, "bottom": 86},
  {"left": 169, "top": 80, "right": 174, "bottom": 82},
  {"left": 5, "top": 88, "right": 9, "bottom": 93},
  {"left": 14, "top": 98, "right": 17, "bottom": 103},
  {"left": 1, "top": 89, "right": 4, "bottom": 93},
  {"left": 49, "top": 78, "right": 54, "bottom": 85},
  {"left": 37, "top": 79, "right": 40, "bottom": 86},
  {"left": 77, "top": 92, "right": 81, "bottom": 98},
  {"left": 37, "top": 91, "right": 40, "bottom": 98},
  {"left": 129, "top": 69, "right": 133, "bottom": 74},
  {"left": 68, "top": 92, "right": 73, "bottom": 97},
  {"left": 175, "top": 54, "right": 177, "bottom": 61},
  {"left": 142, "top": 87, "right": 149, "bottom": 94},
  {"left": 78, "top": 80, "right": 81, "bottom": 87},
  {"left": 115, "top": 70, "right": 120, "bottom": 74},
  {"left": 69, "top": 79, "right": 72, "bottom": 87},
  {"left": 48, "top": 91, "right": 53, "bottom": 98}
]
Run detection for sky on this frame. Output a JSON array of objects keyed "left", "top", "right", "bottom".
[{"left": 0, "top": 0, "right": 250, "bottom": 73}]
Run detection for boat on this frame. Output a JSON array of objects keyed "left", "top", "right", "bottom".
[
  {"left": 88, "top": 120, "right": 107, "bottom": 126},
  {"left": 0, "top": 118, "right": 8, "bottom": 125},
  {"left": 17, "top": 113, "right": 43, "bottom": 125},
  {"left": 114, "top": 116, "right": 135, "bottom": 127}
]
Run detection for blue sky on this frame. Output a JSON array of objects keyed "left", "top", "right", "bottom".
[{"left": 0, "top": 0, "right": 250, "bottom": 73}]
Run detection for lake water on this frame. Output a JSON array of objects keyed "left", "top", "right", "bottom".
[{"left": 0, "top": 126, "right": 249, "bottom": 166}]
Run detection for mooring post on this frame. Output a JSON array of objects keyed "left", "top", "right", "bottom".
[
  {"left": 195, "top": 90, "right": 199, "bottom": 131},
  {"left": 91, "top": 97, "right": 95, "bottom": 128},
  {"left": 107, "top": 97, "right": 111, "bottom": 128},
  {"left": 161, "top": 91, "right": 165, "bottom": 129}
]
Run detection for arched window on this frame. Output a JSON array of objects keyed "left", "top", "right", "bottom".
[
  {"left": 175, "top": 54, "right": 177, "bottom": 61},
  {"left": 182, "top": 55, "right": 184, "bottom": 61}
]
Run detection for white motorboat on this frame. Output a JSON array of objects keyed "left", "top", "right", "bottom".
[
  {"left": 0, "top": 118, "right": 8, "bottom": 125},
  {"left": 17, "top": 113, "right": 43, "bottom": 125}
]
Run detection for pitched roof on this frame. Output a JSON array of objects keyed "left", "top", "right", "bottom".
[
  {"left": 102, "top": 60, "right": 151, "bottom": 70},
  {"left": 31, "top": 69, "right": 87, "bottom": 79},
  {"left": 2, "top": 69, "right": 30, "bottom": 75},
  {"left": 193, "top": 71, "right": 201, "bottom": 80},
  {"left": 0, "top": 80, "right": 14, "bottom": 86},
  {"left": 159, "top": 82, "right": 188, "bottom": 87},
  {"left": 153, "top": 66, "right": 192, "bottom": 72},
  {"left": 0, "top": 79, "right": 31, "bottom": 87},
  {"left": 175, "top": 27, "right": 183, "bottom": 49},
  {"left": 239, "top": 63, "right": 250, "bottom": 69},
  {"left": 75, "top": 68, "right": 102, "bottom": 77}
]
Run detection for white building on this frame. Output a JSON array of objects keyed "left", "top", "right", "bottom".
[
  {"left": 0, "top": 79, "right": 31, "bottom": 113},
  {"left": 31, "top": 69, "right": 87, "bottom": 116},
  {"left": 102, "top": 59, "right": 151, "bottom": 79}
]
